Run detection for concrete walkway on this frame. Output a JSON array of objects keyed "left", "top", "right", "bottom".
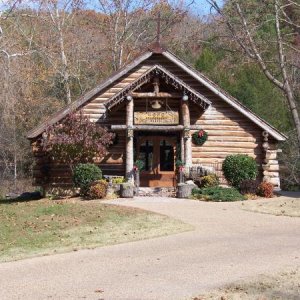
[{"left": 0, "top": 197, "right": 300, "bottom": 300}]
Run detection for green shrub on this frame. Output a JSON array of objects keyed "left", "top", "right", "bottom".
[
  {"left": 201, "top": 174, "right": 219, "bottom": 188},
  {"left": 239, "top": 179, "right": 259, "bottom": 195},
  {"left": 192, "top": 186, "right": 245, "bottom": 202},
  {"left": 112, "top": 177, "right": 125, "bottom": 184},
  {"left": 73, "top": 163, "right": 102, "bottom": 195},
  {"left": 222, "top": 154, "right": 258, "bottom": 188},
  {"left": 88, "top": 179, "right": 108, "bottom": 199}
]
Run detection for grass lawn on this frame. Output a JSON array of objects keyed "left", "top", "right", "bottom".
[
  {"left": 0, "top": 198, "right": 192, "bottom": 262},
  {"left": 194, "top": 267, "right": 300, "bottom": 300},
  {"left": 240, "top": 196, "right": 300, "bottom": 217}
]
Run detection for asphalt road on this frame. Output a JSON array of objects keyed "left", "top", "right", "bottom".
[{"left": 1, "top": 197, "right": 299, "bottom": 300}]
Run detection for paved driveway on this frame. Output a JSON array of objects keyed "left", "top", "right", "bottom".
[{"left": 0, "top": 197, "right": 300, "bottom": 300}]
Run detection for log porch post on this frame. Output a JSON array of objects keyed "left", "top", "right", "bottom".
[
  {"left": 181, "top": 95, "right": 192, "bottom": 167},
  {"left": 126, "top": 95, "right": 134, "bottom": 182}
]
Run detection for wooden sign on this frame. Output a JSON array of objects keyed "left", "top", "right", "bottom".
[{"left": 134, "top": 111, "right": 179, "bottom": 125}]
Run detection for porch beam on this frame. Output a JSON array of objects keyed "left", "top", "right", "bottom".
[
  {"left": 111, "top": 125, "right": 203, "bottom": 131},
  {"left": 130, "top": 92, "right": 181, "bottom": 98}
]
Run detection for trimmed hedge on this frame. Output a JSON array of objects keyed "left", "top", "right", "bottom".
[
  {"left": 222, "top": 154, "right": 258, "bottom": 188},
  {"left": 73, "top": 163, "right": 102, "bottom": 196},
  {"left": 192, "top": 186, "right": 246, "bottom": 202}
]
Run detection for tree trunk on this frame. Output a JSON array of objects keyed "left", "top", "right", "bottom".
[
  {"left": 55, "top": 6, "right": 71, "bottom": 105},
  {"left": 274, "top": 0, "right": 300, "bottom": 149}
]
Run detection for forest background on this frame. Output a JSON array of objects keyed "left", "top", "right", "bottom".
[{"left": 0, "top": 0, "right": 299, "bottom": 196}]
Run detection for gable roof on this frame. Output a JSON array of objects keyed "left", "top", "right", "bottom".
[
  {"left": 27, "top": 48, "right": 287, "bottom": 141},
  {"left": 105, "top": 64, "right": 211, "bottom": 111}
]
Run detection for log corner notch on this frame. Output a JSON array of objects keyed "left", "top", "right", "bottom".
[
  {"left": 262, "top": 131, "right": 281, "bottom": 190},
  {"left": 125, "top": 95, "right": 134, "bottom": 183}
]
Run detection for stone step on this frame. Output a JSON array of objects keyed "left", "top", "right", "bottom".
[{"left": 137, "top": 187, "right": 176, "bottom": 197}]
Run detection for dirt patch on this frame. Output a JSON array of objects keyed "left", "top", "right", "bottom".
[
  {"left": 194, "top": 267, "right": 300, "bottom": 300},
  {"left": 240, "top": 196, "right": 300, "bottom": 217}
]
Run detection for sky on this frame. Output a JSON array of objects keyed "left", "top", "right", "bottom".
[
  {"left": 187, "top": 0, "right": 224, "bottom": 16},
  {"left": 0, "top": 0, "right": 224, "bottom": 16}
]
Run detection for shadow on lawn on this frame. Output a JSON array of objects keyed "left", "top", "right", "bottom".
[{"left": 0, "top": 192, "right": 42, "bottom": 204}]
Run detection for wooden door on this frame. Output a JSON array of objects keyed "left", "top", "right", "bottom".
[{"left": 137, "top": 136, "right": 176, "bottom": 187}]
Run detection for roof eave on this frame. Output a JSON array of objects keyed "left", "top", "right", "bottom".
[
  {"left": 162, "top": 51, "right": 287, "bottom": 142},
  {"left": 27, "top": 50, "right": 154, "bottom": 140}
]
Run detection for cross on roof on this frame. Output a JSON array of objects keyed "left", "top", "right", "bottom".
[{"left": 156, "top": 12, "right": 161, "bottom": 45}]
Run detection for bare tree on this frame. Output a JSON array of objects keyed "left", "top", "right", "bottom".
[
  {"left": 0, "top": 7, "right": 36, "bottom": 191},
  {"left": 96, "top": 0, "right": 157, "bottom": 71},
  {"left": 96, "top": 0, "right": 189, "bottom": 71},
  {"left": 34, "top": 0, "right": 83, "bottom": 105},
  {"left": 206, "top": 0, "right": 300, "bottom": 149}
]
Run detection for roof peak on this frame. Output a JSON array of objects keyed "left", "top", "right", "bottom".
[{"left": 148, "top": 41, "right": 165, "bottom": 54}]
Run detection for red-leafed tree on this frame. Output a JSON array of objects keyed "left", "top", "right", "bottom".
[{"left": 41, "top": 112, "right": 114, "bottom": 170}]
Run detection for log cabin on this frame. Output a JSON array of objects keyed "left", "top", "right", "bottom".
[{"left": 27, "top": 43, "right": 287, "bottom": 194}]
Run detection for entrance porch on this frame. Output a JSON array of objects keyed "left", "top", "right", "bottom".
[
  {"left": 106, "top": 66, "right": 212, "bottom": 188},
  {"left": 135, "top": 132, "right": 179, "bottom": 187}
]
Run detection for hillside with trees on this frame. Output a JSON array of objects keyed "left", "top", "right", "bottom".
[{"left": 0, "top": 0, "right": 299, "bottom": 196}]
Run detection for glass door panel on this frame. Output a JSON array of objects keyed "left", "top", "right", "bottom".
[
  {"left": 138, "top": 140, "right": 153, "bottom": 172},
  {"left": 159, "top": 140, "right": 174, "bottom": 172}
]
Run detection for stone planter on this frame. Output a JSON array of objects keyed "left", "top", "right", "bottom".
[
  {"left": 176, "top": 183, "right": 195, "bottom": 198},
  {"left": 120, "top": 183, "right": 134, "bottom": 198}
]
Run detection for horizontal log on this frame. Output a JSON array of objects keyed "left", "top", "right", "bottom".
[
  {"left": 199, "top": 130, "right": 257, "bottom": 138},
  {"left": 192, "top": 148, "right": 262, "bottom": 154},
  {"left": 193, "top": 141, "right": 260, "bottom": 148},
  {"left": 107, "top": 87, "right": 123, "bottom": 93},
  {"left": 203, "top": 136, "right": 259, "bottom": 142},
  {"left": 110, "top": 125, "right": 208, "bottom": 131},
  {"left": 192, "top": 156, "right": 261, "bottom": 163},
  {"left": 194, "top": 120, "right": 258, "bottom": 126},
  {"left": 111, "top": 125, "right": 183, "bottom": 131},
  {"left": 130, "top": 92, "right": 182, "bottom": 98},
  {"left": 99, "top": 158, "right": 124, "bottom": 164},
  {"left": 91, "top": 97, "right": 109, "bottom": 103},
  {"left": 191, "top": 125, "right": 260, "bottom": 132},
  {"left": 82, "top": 107, "right": 106, "bottom": 113},
  {"left": 191, "top": 153, "right": 259, "bottom": 159}
]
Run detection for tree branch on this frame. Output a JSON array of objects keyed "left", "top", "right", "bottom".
[{"left": 234, "top": 1, "right": 285, "bottom": 90}]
